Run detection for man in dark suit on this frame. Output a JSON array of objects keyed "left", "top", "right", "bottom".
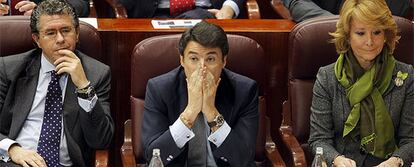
[
  {"left": 0, "top": 0, "right": 89, "bottom": 17},
  {"left": 142, "top": 22, "right": 258, "bottom": 166},
  {"left": 120, "top": 0, "right": 245, "bottom": 19},
  {"left": 0, "top": 0, "right": 113, "bottom": 166}
]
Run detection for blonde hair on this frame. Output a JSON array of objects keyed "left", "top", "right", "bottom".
[{"left": 330, "top": 0, "right": 400, "bottom": 54}]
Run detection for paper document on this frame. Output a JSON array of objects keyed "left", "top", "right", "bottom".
[
  {"left": 151, "top": 19, "right": 202, "bottom": 29},
  {"left": 79, "top": 18, "right": 98, "bottom": 29}
]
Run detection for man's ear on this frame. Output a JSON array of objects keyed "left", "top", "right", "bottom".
[
  {"left": 222, "top": 55, "right": 227, "bottom": 68},
  {"left": 180, "top": 55, "right": 184, "bottom": 66},
  {"left": 32, "top": 34, "right": 40, "bottom": 48},
  {"left": 75, "top": 27, "right": 80, "bottom": 42}
]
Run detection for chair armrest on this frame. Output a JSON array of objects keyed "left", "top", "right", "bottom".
[
  {"left": 270, "top": 0, "right": 292, "bottom": 20},
  {"left": 264, "top": 116, "right": 286, "bottom": 167},
  {"left": 105, "top": 0, "right": 128, "bottom": 18},
  {"left": 246, "top": 0, "right": 261, "bottom": 19},
  {"left": 279, "top": 100, "right": 307, "bottom": 167},
  {"left": 94, "top": 150, "right": 109, "bottom": 167},
  {"left": 265, "top": 144, "right": 286, "bottom": 167},
  {"left": 279, "top": 125, "right": 307, "bottom": 167},
  {"left": 121, "top": 119, "right": 137, "bottom": 167}
]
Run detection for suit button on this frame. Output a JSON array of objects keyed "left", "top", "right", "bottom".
[
  {"left": 167, "top": 155, "right": 173, "bottom": 161},
  {"left": 220, "top": 156, "right": 228, "bottom": 162}
]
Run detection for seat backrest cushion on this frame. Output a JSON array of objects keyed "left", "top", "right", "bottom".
[
  {"left": 130, "top": 34, "right": 267, "bottom": 163},
  {"left": 0, "top": 16, "right": 104, "bottom": 62}
]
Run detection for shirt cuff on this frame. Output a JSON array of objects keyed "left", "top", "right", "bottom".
[
  {"left": 223, "top": 0, "right": 240, "bottom": 18},
  {"left": 0, "top": 138, "right": 17, "bottom": 162},
  {"left": 77, "top": 94, "right": 98, "bottom": 113},
  {"left": 208, "top": 121, "right": 231, "bottom": 147},
  {"left": 169, "top": 118, "right": 195, "bottom": 148}
]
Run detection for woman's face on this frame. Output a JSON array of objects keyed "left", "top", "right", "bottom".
[{"left": 349, "top": 18, "right": 385, "bottom": 70}]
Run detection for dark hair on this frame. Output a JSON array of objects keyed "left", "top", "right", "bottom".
[
  {"left": 30, "top": 0, "right": 79, "bottom": 34},
  {"left": 178, "top": 22, "right": 229, "bottom": 58}
]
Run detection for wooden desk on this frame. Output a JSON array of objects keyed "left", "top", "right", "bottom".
[{"left": 97, "top": 18, "right": 295, "bottom": 166}]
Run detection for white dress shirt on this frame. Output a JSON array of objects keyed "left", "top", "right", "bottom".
[
  {"left": 169, "top": 114, "right": 231, "bottom": 166},
  {"left": 0, "top": 54, "right": 97, "bottom": 166},
  {"left": 158, "top": 0, "right": 240, "bottom": 17}
]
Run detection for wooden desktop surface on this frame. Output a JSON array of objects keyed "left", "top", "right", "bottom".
[
  {"left": 96, "top": 18, "right": 295, "bottom": 166},
  {"left": 98, "top": 19, "right": 294, "bottom": 32}
]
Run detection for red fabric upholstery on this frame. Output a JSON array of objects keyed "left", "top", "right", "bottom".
[{"left": 0, "top": 16, "right": 104, "bottom": 63}]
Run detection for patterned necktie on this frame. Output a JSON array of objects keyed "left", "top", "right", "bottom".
[
  {"left": 37, "top": 70, "right": 63, "bottom": 167},
  {"left": 9, "top": 0, "right": 23, "bottom": 15},
  {"left": 187, "top": 113, "right": 207, "bottom": 166},
  {"left": 169, "top": 0, "right": 195, "bottom": 17}
]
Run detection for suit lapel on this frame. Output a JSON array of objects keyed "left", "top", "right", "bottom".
[
  {"left": 215, "top": 70, "right": 234, "bottom": 122},
  {"left": 177, "top": 68, "right": 188, "bottom": 119},
  {"left": 63, "top": 76, "right": 80, "bottom": 133},
  {"left": 9, "top": 55, "right": 40, "bottom": 138}
]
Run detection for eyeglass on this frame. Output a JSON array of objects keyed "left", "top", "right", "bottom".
[{"left": 39, "top": 26, "right": 75, "bottom": 39}]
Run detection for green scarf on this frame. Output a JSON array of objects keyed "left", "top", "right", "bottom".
[{"left": 334, "top": 48, "right": 397, "bottom": 159}]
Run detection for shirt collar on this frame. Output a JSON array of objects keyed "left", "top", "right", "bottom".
[{"left": 40, "top": 53, "right": 56, "bottom": 74}]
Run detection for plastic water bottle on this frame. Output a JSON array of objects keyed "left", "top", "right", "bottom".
[
  {"left": 149, "top": 148, "right": 164, "bottom": 167},
  {"left": 311, "top": 147, "right": 327, "bottom": 167}
]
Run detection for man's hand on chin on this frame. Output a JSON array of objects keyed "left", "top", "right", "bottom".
[{"left": 54, "top": 49, "right": 89, "bottom": 89}]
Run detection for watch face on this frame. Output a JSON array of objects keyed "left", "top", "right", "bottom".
[{"left": 216, "top": 115, "right": 224, "bottom": 126}]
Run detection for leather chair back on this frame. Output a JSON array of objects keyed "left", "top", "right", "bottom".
[
  {"left": 0, "top": 16, "right": 104, "bottom": 63},
  {"left": 130, "top": 34, "right": 267, "bottom": 164},
  {"left": 287, "top": 15, "right": 413, "bottom": 163}
]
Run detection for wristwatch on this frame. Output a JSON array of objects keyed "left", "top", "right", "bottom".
[
  {"left": 76, "top": 83, "right": 96, "bottom": 100},
  {"left": 207, "top": 114, "right": 224, "bottom": 128}
]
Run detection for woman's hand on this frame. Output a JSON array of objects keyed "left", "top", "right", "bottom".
[
  {"left": 375, "top": 157, "right": 403, "bottom": 167},
  {"left": 333, "top": 155, "right": 356, "bottom": 167}
]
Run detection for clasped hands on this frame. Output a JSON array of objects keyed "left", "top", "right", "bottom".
[
  {"left": 181, "top": 65, "right": 221, "bottom": 130},
  {"left": 333, "top": 155, "right": 402, "bottom": 167}
]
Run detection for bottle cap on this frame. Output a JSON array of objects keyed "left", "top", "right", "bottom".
[
  {"left": 153, "top": 148, "right": 160, "bottom": 156},
  {"left": 316, "top": 147, "right": 323, "bottom": 155}
]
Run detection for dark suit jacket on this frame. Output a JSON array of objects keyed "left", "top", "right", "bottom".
[
  {"left": 141, "top": 67, "right": 258, "bottom": 167},
  {"left": 32, "top": 0, "right": 90, "bottom": 17},
  {"left": 0, "top": 49, "right": 114, "bottom": 167},
  {"left": 120, "top": 0, "right": 245, "bottom": 18}
]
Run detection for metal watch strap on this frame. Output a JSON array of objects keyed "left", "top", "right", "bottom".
[
  {"left": 207, "top": 114, "right": 224, "bottom": 127},
  {"left": 76, "top": 83, "right": 95, "bottom": 99}
]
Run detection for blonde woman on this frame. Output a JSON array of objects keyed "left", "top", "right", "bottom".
[{"left": 308, "top": 0, "right": 414, "bottom": 166}]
